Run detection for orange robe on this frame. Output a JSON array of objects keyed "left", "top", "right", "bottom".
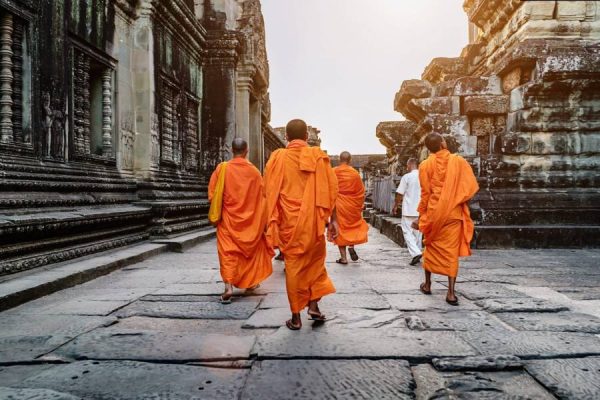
[
  {"left": 264, "top": 140, "right": 338, "bottom": 313},
  {"left": 417, "top": 149, "right": 479, "bottom": 278},
  {"left": 333, "top": 164, "right": 369, "bottom": 247},
  {"left": 208, "top": 157, "right": 274, "bottom": 288}
]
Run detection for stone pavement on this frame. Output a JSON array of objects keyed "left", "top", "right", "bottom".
[{"left": 1, "top": 228, "right": 600, "bottom": 399}]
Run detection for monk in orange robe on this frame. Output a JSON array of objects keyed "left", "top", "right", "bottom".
[
  {"left": 264, "top": 119, "right": 339, "bottom": 330},
  {"left": 208, "top": 138, "right": 274, "bottom": 303},
  {"left": 332, "top": 151, "right": 369, "bottom": 264},
  {"left": 415, "top": 133, "right": 479, "bottom": 305}
]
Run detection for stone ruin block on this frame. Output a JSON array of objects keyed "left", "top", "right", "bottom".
[
  {"left": 408, "top": 97, "right": 459, "bottom": 121},
  {"left": 422, "top": 57, "right": 467, "bottom": 84},
  {"left": 422, "top": 115, "right": 470, "bottom": 137},
  {"left": 463, "top": 95, "right": 509, "bottom": 116},
  {"left": 521, "top": 0, "right": 557, "bottom": 21},
  {"left": 454, "top": 76, "right": 502, "bottom": 97},
  {"left": 394, "top": 80, "right": 432, "bottom": 115},
  {"left": 502, "top": 68, "right": 522, "bottom": 94},
  {"left": 471, "top": 116, "right": 507, "bottom": 137},
  {"left": 556, "top": 1, "right": 588, "bottom": 21}
]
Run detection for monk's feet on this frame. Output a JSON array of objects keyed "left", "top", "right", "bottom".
[
  {"left": 220, "top": 285, "right": 234, "bottom": 304},
  {"left": 419, "top": 282, "right": 432, "bottom": 295},
  {"left": 307, "top": 301, "right": 326, "bottom": 321},
  {"left": 348, "top": 247, "right": 359, "bottom": 261},
  {"left": 286, "top": 313, "right": 302, "bottom": 330},
  {"left": 446, "top": 293, "right": 459, "bottom": 306},
  {"left": 409, "top": 254, "right": 422, "bottom": 266},
  {"left": 336, "top": 258, "right": 348, "bottom": 265}
]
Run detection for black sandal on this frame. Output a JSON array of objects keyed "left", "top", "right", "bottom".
[
  {"left": 420, "top": 283, "right": 432, "bottom": 295},
  {"left": 348, "top": 248, "right": 359, "bottom": 261},
  {"left": 446, "top": 297, "right": 459, "bottom": 306},
  {"left": 336, "top": 259, "right": 348, "bottom": 265},
  {"left": 307, "top": 310, "right": 327, "bottom": 321},
  {"left": 286, "top": 319, "right": 302, "bottom": 330}
]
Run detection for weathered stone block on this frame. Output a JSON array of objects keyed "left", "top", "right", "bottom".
[
  {"left": 501, "top": 134, "right": 531, "bottom": 154},
  {"left": 409, "top": 97, "right": 456, "bottom": 121},
  {"left": 496, "top": 312, "right": 600, "bottom": 333},
  {"left": 454, "top": 76, "right": 502, "bottom": 96},
  {"left": 394, "top": 79, "right": 432, "bottom": 115},
  {"left": 522, "top": 1, "right": 557, "bottom": 21},
  {"left": 432, "top": 355, "right": 523, "bottom": 372},
  {"left": 526, "top": 357, "right": 600, "bottom": 399},
  {"left": 502, "top": 68, "right": 522, "bottom": 93},
  {"left": 464, "top": 95, "right": 509, "bottom": 116},
  {"left": 557, "top": 1, "right": 587, "bottom": 21}
]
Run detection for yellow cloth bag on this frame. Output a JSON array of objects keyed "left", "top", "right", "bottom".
[{"left": 208, "top": 162, "right": 228, "bottom": 226}]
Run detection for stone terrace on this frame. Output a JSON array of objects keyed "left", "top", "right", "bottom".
[{"left": 1, "top": 229, "right": 600, "bottom": 398}]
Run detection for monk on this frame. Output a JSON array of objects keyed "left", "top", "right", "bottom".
[
  {"left": 332, "top": 151, "right": 369, "bottom": 264},
  {"left": 264, "top": 119, "right": 339, "bottom": 330},
  {"left": 415, "top": 133, "right": 479, "bottom": 305},
  {"left": 208, "top": 138, "right": 274, "bottom": 304}
]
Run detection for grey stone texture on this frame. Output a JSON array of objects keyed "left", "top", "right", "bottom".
[{"left": 1, "top": 231, "right": 600, "bottom": 398}]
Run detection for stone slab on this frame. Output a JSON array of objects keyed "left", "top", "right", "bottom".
[
  {"left": 258, "top": 293, "right": 390, "bottom": 310},
  {"left": 384, "top": 294, "right": 479, "bottom": 311},
  {"left": 557, "top": 287, "right": 600, "bottom": 301},
  {"left": 16, "top": 360, "right": 246, "bottom": 399},
  {"left": 241, "top": 360, "right": 415, "bottom": 400},
  {"left": 0, "top": 315, "right": 114, "bottom": 338},
  {"left": 403, "top": 311, "right": 508, "bottom": 331},
  {"left": 49, "top": 331, "right": 256, "bottom": 362},
  {"left": 7, "top": 299, "right": 131, "bottom": 317},
  {"left": 254, "top": 328, "right": 476, "bottom": 361},
  {"left": 412, "top": 364, "right": 555, "bottom": 400},
  {"left": 0, "top": 335, "right": 72, "bottom": 364},
  {"left": 151, "top": 283, "right": 225, "bottom": 296},
  {"left": 475, "top": 297, "right": 569, "bottom": 313},
  {"left": 243, "top": 308, "right": 403, "bottom": 330},
  {"left": 496, "top": 312, "right": 600, "bottom": 333},
  {"left": 152, "top": 227, "right": 216, "bottom": 253},
  {"left": 0, "top": 364, "right": 55, "bottom": 386},
  {"left": 455, "top": 283, "right": 526, "bottom": 301},
  {"left": 0, "top": 387, "right": 81, "bottom": 399},
  {"left": 526, "top": 357, "right": 600, "bottom": 400},
  {"left": 462, "top": 331, "right": 600, "bottom": 359},
  {"left": 115, "top": 300, "right": 259, "bottom": 320},
  {"left": 432, "top": 355, "right": 523, "bottom": 372},
  {"left": 112, "top": 316, "right": 265, "bottom": 336}
]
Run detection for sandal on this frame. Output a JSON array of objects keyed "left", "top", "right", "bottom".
[
  {"left": 336, "top": 259, "right": 348, "bottom": 265},
  {"left": 307, "top": 310, "right": 326, "bottom": 321},
  {"left": 420, "top": 283, "right": 432, "bottom": 295},
  {"left": 286, "top": 319, "right": 302, "bottom": 330},
  {"left": 446, "top": 297, "right": 459, "bottom": 306},
  {"left": 220, "top": 294, "right": 232, "bottom": 304},
  {"left": 348, "top": 248, "right": 359, "bottom": 261}
]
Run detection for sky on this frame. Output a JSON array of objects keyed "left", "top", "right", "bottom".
[{"left": 261, "top": 0, "right": 468, "bottom": 155}]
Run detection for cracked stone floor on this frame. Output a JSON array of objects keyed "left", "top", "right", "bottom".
[{"left": 1, "top": 228, "right": 600, "bottom": 399}]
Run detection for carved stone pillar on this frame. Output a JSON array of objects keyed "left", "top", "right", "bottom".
[
  {"left": 235, "top": 69, "right": 253, "bottom": 146},
  {"left": 0, "top": 13, "right": 13, "bottom": 144},
  {"left": 102, "top": 69, "right": 113, "bottom": 158}
]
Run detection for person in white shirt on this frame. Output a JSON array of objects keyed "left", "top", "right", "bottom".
[{"left": 393, "top": 158, "right": 423, "bottom": 266}]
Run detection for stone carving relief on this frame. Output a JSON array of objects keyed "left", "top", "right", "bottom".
[{"left": 42, "top": 92, "right": 65, "bottom": 160}]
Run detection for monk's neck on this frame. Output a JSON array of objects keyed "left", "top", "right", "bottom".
[{"left": 287, "top": 139, "right": 308, "bottom": 149}]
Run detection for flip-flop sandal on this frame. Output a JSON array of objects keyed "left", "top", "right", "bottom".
[
  {"left": 286, "top": 319, "right": 302, "bottom": 330},
  {"left": 446, "top": 297, "right": 459, "bottom": 306},
  {"left": 348, "top": 248, "right": 359, "bottom": 261},
  {"left": 336, "top": 259, "right": 348, "bottom": 265},
  {"left": 420, "top": 283, "right": 432, "bottom": 295},
  {"left": 220, "top": 294, "right": 232, "bottom": 304},
  {"left": 307, "top": 311, "right": 326, "bottom": 321}
]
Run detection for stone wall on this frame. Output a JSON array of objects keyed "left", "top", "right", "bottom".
[
  {"left": 380, "top": 0, "right": 600, "bottom": 248},
  {"left": 0, "top": 0, "right": 273, "bottom": 275}
]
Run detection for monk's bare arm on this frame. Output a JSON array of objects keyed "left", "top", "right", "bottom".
[{"left": 207, "top": 164, "right": 221, "bottom": 201}]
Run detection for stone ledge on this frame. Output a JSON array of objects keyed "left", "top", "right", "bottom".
[
  {"left": 152, "top": 227, "right": 217, "bottom": 253},
  {"left": 0, "top": 243, "right": 168, "bottom": 312}
]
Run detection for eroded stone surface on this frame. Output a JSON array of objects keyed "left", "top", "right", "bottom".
[
  {"left": 496, "top": 312, "right": 600, "bottom": 333},
  {"left": 526, "top": 357, "right": 600, "bottom": 400},
  {"left": 432, "top": 355, "right": 523, "bottom": 372},
  {"left": 14, "top": 360, "right": 247, "bottom": 400},
  {"left": 385, "top": 293, "right": 479, "bottom": 311},
  {"left": 412, "top": 364, "right": 555, "bottom": 400},
  {"left": 255, "top": 328, "right": 476, "bottom": 361},
  {"left": 259, "top": 292, "right": 389, "bottom": 310},
  {"left": 49, "top": 331, "right": 256, "bottom": 362},
  {"left": 0, "top": 336, "right": 72, "bottom": 364},
  {"left": 404, "top": 311, "right": 508, "bottom": 332},
  {"left": 0, "top": 387, "right": 81, "bottom": 400},
  {"left": 476, "top": 298, "right": 569, "bottom": 313},
  {"left": 455, "top": 283, "right": 526, "bottom": 301},
  {"left": 241, "top": 360, "right": 415, "bottom": 400},
  {"left": 115, "top": 300, "right": 259, "bottom": 320}
]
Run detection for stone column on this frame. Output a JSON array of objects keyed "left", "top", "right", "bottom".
[
  {"left": 0, "top": 13, "right": 13, "bottom": 144},
  {"left": 249, "top": 96, "right": 262, "bottom": 169},
  {"left": 235, "top": 68, "right": 253, "bottom": 145},
  {"left": 102, "top": 70, "right": 113, "bottom": 158},
  {"left": 131, "top": 6, "right": 157, "bottom": 177}
]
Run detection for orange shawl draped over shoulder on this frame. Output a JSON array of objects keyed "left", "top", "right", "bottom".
[
  {"left": 418, "top": 149, "right": 479, "bottom": 277},
  {"left": 333, "top": 164, "right": 369, "bottom": 247},
  {"left": 208, "top": 157, "right": 273, "bottom": 288},
  {"left": 264, "top": 140, "right": 338, "bottom": 312}
]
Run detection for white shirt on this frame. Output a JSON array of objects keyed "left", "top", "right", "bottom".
[{"left": 396, "top": 169, "right": 421, "bottom": 217}]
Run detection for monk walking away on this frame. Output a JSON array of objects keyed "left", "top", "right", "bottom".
[
  {"left": 415, "top": 133, "right": 479, "bottom": 305},
  {"left": 208, "top": 138, "right": 274, "bottom": 304},
  {"left": 264, "top": 119, "right": 338, "bottom": 330},
  {"left": 333, "top": 151, "right": 369, "bottom": 264}
]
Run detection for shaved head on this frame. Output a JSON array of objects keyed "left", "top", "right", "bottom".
[
  {"left": 425, "top": 133, "right": 446, "bottom": 153},
  {"left": 232, "top": 138, "right": 248, "bottom": 156},
  {"left": 340, "top": 151, "right": 352, "bottom": 163},
  {"left": 407, "top": 158, "right": 418, "bottom": 168},
  {"left": 286, "top": 119, "right": 308, "bottom": 141}
]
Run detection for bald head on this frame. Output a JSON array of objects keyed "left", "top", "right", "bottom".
[
  {"left": 286, "top": 119, "right": 308, "bottom": 141},
  {"left": 425, "top": 133, "right": 447, "bottom": 153},
  {"left": 340, "top": 151, "right": 352, "bottom": 164},
  {"left": 232, "top": 138, "right": 248, "bottom": 157}
]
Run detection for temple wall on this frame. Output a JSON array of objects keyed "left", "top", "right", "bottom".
[{"left": 0, "top": 0, "right": 272, "bottom": 274}]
